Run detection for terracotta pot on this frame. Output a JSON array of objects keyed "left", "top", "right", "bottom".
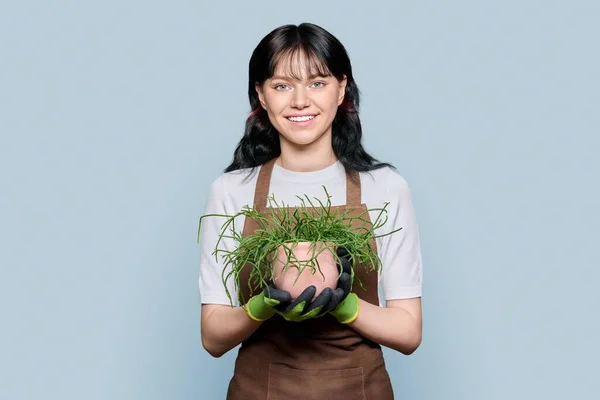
[{"left": 271, "top": 241, "right": 338, "bottom": 301}]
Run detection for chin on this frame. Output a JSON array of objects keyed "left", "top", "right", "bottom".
[
  {"left": 278, "top": 127, "right": 330, "bottom": 148},
  {"left": 282, "top": 133, "right": 325, "bottom": 147}
]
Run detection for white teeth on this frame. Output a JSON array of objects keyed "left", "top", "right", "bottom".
[{"left": 288, "top": 115, "right": 315, "bottom": 122}]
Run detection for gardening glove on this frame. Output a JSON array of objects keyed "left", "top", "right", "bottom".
[
  {"left": 244, "top": 284, "right": 292, "bottom": 322},
  {"left": 335, "top": 246, "right": 354, "bottom": 298},
  {"left": 274, "top": 285, "right": 337, "bottom": 322},
  {"left": 245, "top": 284, "right": 328, "bottom": 322},
  {"left": 329, "top": 246, "right": 361, "bottom": 324},
  {"left": 329, "top": 292, "right": 360, "bottom": 324}
]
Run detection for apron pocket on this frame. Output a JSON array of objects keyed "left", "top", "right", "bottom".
[{"left": 267, "top": 364, "right": 365, "bottom": 400}]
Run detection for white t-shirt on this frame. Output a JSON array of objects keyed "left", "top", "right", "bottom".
[{"left": 198, "top": 160, "right": 423, "bottom": 306}]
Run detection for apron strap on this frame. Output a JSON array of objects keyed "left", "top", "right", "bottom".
[
  {"left": 253, "top": 158, "right": 276, "bottom": 211},
  {"left": 345, "top": 171, "right": 362, "bottom": 206},
  {"left": 253, "top": 158, "right": 362, "bottom": 209}
]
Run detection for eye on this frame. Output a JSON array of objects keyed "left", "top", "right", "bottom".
[
  {"left": 274, "top": 84, "right": 290, "bottom": 91},
  {"left": 311, "top": 81, "right": 326, "bottom": 88}
]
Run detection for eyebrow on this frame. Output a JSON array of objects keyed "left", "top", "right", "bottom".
[{"left": 270, "top": 74, "right": 329, "bottom": 81}]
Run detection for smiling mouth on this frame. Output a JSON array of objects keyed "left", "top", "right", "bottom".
[{"left": 287, "top": 115, "right": 316, "bottom": 122}]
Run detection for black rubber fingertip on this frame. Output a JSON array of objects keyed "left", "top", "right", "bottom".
[
  {"left": 339, "top": 257, "right": 352, "bottom": 274},
  {"left": 265, "top": 285, "right": 292, "bottom": 303},
  {"left": 297, "top": 285, "right": 317, "bottom": 302},
  {"left": 305, "top": 287, "right": 333, "bottom": 313},
  {"left": 282, "top": 285, "right": 317, "bottom": 314},
  {"left": 337, "top": 274, "right": 351, "bottom": 297},
  {"left": 325, "top": 288, "right": 345, "bottom": 311},
  {"left": 278, "top": 292, "right": 292, "bottom": 303},
  {"left": 336, "top": 246, "right": 349, "bottom": 258}
]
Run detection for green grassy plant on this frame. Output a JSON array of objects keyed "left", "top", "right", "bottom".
[{"left": 197, "top": 186, "right": 402, "bottom": 305}]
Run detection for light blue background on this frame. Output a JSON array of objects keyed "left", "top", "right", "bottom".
[{"left": 1, "top": 1, "right": 598, "bottom": 399}]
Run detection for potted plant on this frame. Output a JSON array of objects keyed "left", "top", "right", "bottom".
[{"left": 197, "top": 186, "right": 402, "bottom": 306}]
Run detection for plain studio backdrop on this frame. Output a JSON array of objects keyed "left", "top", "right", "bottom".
[{"left": 1, "top": 1, "right": 598, "bottom": 399}]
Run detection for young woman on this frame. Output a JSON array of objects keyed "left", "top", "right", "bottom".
[{"left": 198, "top": 23, "right": 423, "bottom": 399}]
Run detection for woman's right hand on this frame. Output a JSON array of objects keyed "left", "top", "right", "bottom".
[
  {"left": 246, "top": 284, "right": 343, "bottom": 322},
  {"left": 244, "top": 285, "right": 292, "bottom": 321}
]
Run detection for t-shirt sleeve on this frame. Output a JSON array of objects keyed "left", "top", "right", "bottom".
[
  {"left": 377, "top": 172, "right": 423, "bottom": 300},
  {"left": 198, "top": 176, "right": 239, "bottom": 306}
]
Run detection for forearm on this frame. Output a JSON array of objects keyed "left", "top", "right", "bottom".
[
  {"left": 348, "top": 299, "right": 422, "bottom": 355},
  {"left": 201, "top": 304, "right": 262, "bottom": 357}
]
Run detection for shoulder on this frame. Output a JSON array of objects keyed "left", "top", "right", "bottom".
[
  {"left": 359, "top": 166, "right": 411, "bottom": 197},
  {"left": 209, "top": 167, "right": 256, "bottom": 192},
  {"left": 204, "top": 167, "right": 258, "bottom": 210}
]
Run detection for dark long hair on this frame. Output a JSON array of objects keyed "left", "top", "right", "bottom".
[{"left": 224, "top": 22, "right": 394, "bottom": 175}]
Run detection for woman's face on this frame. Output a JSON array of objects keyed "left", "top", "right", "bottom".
[{"left": 256, "top": 56, "right": 347, "bottom": 151}]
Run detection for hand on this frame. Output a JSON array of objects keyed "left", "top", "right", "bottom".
[
  {"left": 274, "top": 285, "right": 342, "bottom": 322},
  {"left": 244, "top": 284, "right": 291, "bottom": 322},
  {"left": 329, "top": 246, "right": 360, "bottom": 324},
  {"left": 245, "top": 284, "right": 338, "bottom": 322},
  {"left": 335, "top": 246, "right": 354, "bottom": 299}
]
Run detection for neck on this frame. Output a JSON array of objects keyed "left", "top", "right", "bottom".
[{"left": 276, "top": 136, "right": 337, "bottom": 172}]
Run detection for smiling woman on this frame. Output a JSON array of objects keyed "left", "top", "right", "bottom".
[{"left": 198, "top": 22, "right": 424, "bottom": 400}]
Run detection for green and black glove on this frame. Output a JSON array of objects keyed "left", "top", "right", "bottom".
[
  {"left": 244, "top": 284, "right": 292, "bottom": 321},
  {"left": 275, "top": 285, "right": 332, "bottom": 322},
  {"left": 245, "top": 246, "right": 359, "bottom": 323},
  {"left": 245, "top": 284, "right": 335, "bottom": 322},
  {"left": 329, "top": 246, "right": 360, "bottom": 324}
]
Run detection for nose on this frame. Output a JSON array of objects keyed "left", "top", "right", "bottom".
[{"left": 291, "top": 87, "right": 310, "bottom": 108}]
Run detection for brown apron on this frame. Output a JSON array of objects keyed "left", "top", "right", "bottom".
[{"left": 226, "top": 159, "right": 394, "bottom": 400}]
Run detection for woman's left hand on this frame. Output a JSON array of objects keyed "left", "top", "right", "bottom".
[
  {"left": 334, "top": 246, "right": 354, "bottom": 297},
  {"left": 328, "top": 246, "right": 360, "bottom": 324}
]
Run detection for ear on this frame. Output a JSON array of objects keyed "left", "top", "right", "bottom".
[
  {"left": 255, "top": 82, "right": 267, "bottom": 108},
  {"left": 337, "top": 75, "right": 347, "bottom": 106}
]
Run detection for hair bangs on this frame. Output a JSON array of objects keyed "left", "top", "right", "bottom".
[{"left": 270, "top": 45, "right": 332, "bottom": 81}]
